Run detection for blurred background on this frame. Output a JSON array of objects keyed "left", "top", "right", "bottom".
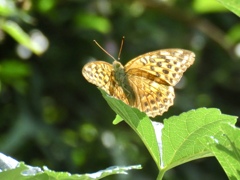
[{"left": 0, "top": 0, "right": 239, "bottom": 179}]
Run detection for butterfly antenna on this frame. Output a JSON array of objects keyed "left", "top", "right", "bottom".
[
  {"left": 93, "top": 40, "right": 117, "bottom": 61},
  {"left": 117, "top": 36, "right": 125, "bottom": 61}
]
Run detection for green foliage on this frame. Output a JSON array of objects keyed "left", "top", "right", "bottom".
[
  {"left": 2, "top": 88, "right": 238, "bottom": 179},
  {"left": 36, "top": 0, "right": 56, "bottom": 13},
  {"left": 162, "top": 108, "right": 236, "bottom": 169},
  {"left": 201, "top": 124, "right": 240, "bottom": 179},
  {"left": 226, "top": 24, "right": 240, "bottom": 44},
  {"left": 100, "top": 89, "right": 161, "bottom": 168},
  {"left": 74, "top": 13, "right": 111, "bottom": 34},
  {"left": 101, "top": 89, "right": 238, "bottom": 179},
  {"left": 0, "top": 0, "right": 45, "bottom": 55},
  {"left": 217, "top": 0, "right": 240, "bottom": 17},
  {"left": 1, "top": 21, "right": 42, "bottom": 55},
  {"left": 0, "top": 0, "right": 18, "bottom": 16},
  {"left": 193, "top": 0, "right": 227, "bottom": 13},
  {"left": 0, "top": 154, "right": 141, "bottom": 180},
  {"left": 0, "top": 60, "right": 31, "bottom": 93}
]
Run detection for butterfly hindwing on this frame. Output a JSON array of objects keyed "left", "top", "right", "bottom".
[{"left": 127, "top": 74, "right": 175, "bottom": 117}]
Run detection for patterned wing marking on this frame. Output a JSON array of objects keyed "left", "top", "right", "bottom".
[
  {"left": 127, "top": 74, "right": 175, "bottom": 117},
  {"left": 125, "top": 49, "right": 195, "bottom": 86},
  {"left": 82, "top": 61, "right": 113, "bottom": 94}
]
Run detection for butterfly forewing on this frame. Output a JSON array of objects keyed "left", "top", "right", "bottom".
[
  {"left": 82, "top": 61, "right": 113, "bottom": 95},
  {"left": 125, "top": 49, "right": 195, "bottom": 86}
]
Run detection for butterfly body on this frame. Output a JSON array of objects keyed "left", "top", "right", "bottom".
[
  {"left": 82, "top": 49, "right": 195, "bottom": 117},
  {"left": 112, "top": 61, "right": 126, "bottom": 87}
]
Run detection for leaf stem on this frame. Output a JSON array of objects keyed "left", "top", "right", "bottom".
[{"left": 157, "top": 171, "right": 164, "bottom": 180}]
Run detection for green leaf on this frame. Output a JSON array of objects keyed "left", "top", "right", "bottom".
[
  {"left": 37, "top": 0, "right": 56, "bottom": 13},
  {"left": 201, "top": 124, "right": 240, "bottom": 179},
  {"left": 0, "top": 0, "right": 16, "bottom": 16},
  {"left": 44, "top": 165, "right": 142, "bottom": 180},
  {"left": 217, "top": 0, "right": 240, "bottom": 17},
  {"left": 0, "top": 20, "right": 43, "bottom": 55},
  {"left": 193, "top": 0, "right": 227, "bottom": 13},
  {"left": 0, "top": 153, "right": 141, "bottom": 180},
  {"left": 100, "top": 89, "right": 161, "bottom": 169},
  {"left": 226, "top": 24, "right": 240, "bottom": 44},
  {"left": 74, "top": 13, "right": 111, "bottom": 34},
  {"left": 0, "top": 60, "right": 31, "bottom": 79},
  {"left": 99, "top": 88, "right": 238, "bottom": 179},
  {"left": 113, "top": 115, "right": 124, "bottom": 125},
  {"left": 161, "top": 108, "right": 237, "bottom": 171},
  {"left": 0, "top": 60, "right": 31, "bottom": 93}
]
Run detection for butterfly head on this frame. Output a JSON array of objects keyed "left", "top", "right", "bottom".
[{"left": 113, "top": 60, "right": 124, "bottom": 73}]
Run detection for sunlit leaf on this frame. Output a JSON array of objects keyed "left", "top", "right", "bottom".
[
  {"left": 1, "top": 20, "right": 43, "bottom": 55},
  {"left": 100, "top": 89, "right": 161, "bottom": 169},
  {"left": 193, "top": 0, "right": 227, "bottom": 13},
  {"left": 161, "top": 108, "right": 237, "bottom": 171},
  {"left": 0, "top": 0, "right": 16, "bottom": 16},
  {"left": 75, "top": 13, "right": 111, "bottom": 34},
  {"left": 200, "top": 124, "right": 240, "bottom": 179},
  {"left": 217, "top": 0, "right": 240, "bottom": 17},
  {"left": 0, "top": 153, "right": 142, "bottom": 180}
]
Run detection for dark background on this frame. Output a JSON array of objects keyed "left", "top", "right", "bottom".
[{"left": 0, "top": 0, "right": 240, "bottom": 179}]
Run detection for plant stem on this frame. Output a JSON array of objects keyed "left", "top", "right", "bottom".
[{"left": 157, "top": 171, "right": 164, "bottom": 180}]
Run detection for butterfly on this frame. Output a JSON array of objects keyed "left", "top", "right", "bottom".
[{"left": 82, "top": 45, "right": 195, "bottom": 117}]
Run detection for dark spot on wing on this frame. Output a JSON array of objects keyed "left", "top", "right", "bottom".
[
  {"left": 157, "top": 62, "right": 162, "bottom": 67},
  {"left": 153, "top": 106, "right": 158, "bottom": 111},
  {"left": 163, "top": 69, "right": 169, "bottom": 74}
]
